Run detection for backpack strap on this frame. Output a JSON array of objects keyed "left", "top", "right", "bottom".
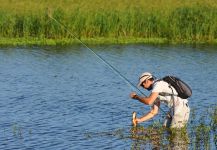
[
  {"left": 155, "top": 79, "right": 178, "bottom": 97},
  {"left": 156, "top": 79, "right": 176, "bottom": 115},
  {"left": 168, "top": 84, "right": 175, "bottom": 116}
]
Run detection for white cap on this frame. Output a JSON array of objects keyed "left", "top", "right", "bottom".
[{"left": 137, "top": 72, "right": 153, "bottom": 87}]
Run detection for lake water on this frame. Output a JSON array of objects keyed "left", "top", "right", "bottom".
[{"left": 0, "top": 44, "right": 216, "bottom": 149}]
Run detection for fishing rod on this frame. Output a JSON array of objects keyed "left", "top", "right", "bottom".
[
  {"left": 48, "top": 15, "right": 168, "bottom": 116},
  {"left": 48, "top": 15, "right": 142, "bottom": 93}
]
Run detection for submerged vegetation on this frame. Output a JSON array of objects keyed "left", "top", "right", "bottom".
[
  {"left": 85, "top": 105, "right": 217, "bottom": 149},
  {"left": 0, "top": 0, "right": 217, "bottom": 45}
]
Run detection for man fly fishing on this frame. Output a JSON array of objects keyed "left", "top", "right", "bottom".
[{"left": 130, "top": 72, "right": 191, "bottom": 128}]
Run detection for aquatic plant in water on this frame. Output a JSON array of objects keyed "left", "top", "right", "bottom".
[{"left": 84, "top": 105, "right": 217, "bottom": 149}]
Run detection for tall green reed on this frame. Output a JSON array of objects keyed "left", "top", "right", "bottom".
[{"left": 0, "top": 2, "right": 217, "bottom": 44}]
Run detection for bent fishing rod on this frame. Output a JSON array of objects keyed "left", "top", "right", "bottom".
[{"left": 48, "top": 15, "right": 167, "bottom": 115}]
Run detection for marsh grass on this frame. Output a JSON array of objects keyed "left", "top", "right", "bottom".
[
  {"left": 84, "top": 105, "right": 217, "bottom": 149},
  {"left": 211, "top": 106, "right": 217, "bottom": 147},
  {"left": 12, "top": 123, "right": 23, "bottom": 139},
  {"left": 188, "top": 106, "right": 217, "bottom": 150},
  {"left": 0, "top": 0, "right": 217, "bottom": 45}
]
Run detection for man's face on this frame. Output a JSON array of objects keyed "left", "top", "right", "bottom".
[{"left": 142, "top": 80, "right": 152, "bottom": 89}]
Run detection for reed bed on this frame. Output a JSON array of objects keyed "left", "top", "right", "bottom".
[{"left": 0, "top": 0, "right": 217, "bottom": 45}]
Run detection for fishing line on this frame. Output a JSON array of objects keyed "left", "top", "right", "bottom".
[
  {"left": 48, "top": 15, "right": 144, "bottom": 94},
  {"left": 48, "top": 15, "right": 168, "bottom": 116}
]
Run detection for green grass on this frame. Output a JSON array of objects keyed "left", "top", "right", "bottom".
[{"left": 0, "top": 0, "right": 217, "bottom": 45}]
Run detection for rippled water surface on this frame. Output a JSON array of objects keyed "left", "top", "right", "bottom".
[{"left": 0, "top": 44, "right": 216, "bottom": 149}]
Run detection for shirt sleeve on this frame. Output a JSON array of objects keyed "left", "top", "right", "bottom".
[{"left": 152, "top": 81, "right": 164, "bottom": 93}]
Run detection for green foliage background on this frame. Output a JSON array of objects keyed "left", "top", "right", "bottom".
[{"left": 0, "top": 0, "right": 217, "bottom": 45}]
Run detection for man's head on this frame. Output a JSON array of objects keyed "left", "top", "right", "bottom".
[{"left": 138, "top": 72, "right": 155, "bottom": 90}]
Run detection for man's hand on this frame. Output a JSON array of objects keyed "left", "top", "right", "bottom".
[{"left": 130, "top": 92, "right": 138, "bottom": 99}]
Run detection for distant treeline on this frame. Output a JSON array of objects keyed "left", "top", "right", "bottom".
[{"left": 0, "top": 0, "right": 217, "bottom": 45}]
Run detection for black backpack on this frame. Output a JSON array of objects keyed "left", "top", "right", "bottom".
[{"left": 161, "top": 76, "right": 192, "bottom": 99}]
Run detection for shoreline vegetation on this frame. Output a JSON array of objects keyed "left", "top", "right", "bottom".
[{"left": 0, "top": 0, "right": 217, "bottom": 46}]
